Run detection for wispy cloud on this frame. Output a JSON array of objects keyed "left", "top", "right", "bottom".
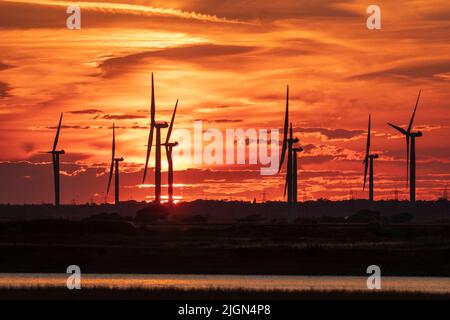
[
  {"left": 99, "top": 113, "right": 146, "bottom": 120},
  {"left": 97, "top": 44, "right": 257, "bottom": 77},
  {"left": 69, "top": 109, "right": 103, "bottom": 114},
  {"left": 298, "top": 127, "right": 365, "bottom": 141},
  {"left": 3, "top": 0, "right": 249, "bottom": 24},
  {"left": 350, "top": 59, "right": 450, "bottom": 82},
  {"left": 0, "top": 82, "right": 12, "bottom": 98},
  {"left": 0, "top": 62, "right": 14, "bottom": 71}
]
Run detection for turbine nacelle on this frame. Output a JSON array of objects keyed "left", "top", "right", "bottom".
[
  {"left": 164, "top": 142, "right": 179, "bottom": 147},
  {"left": 43, "top": 150, "right": 65, "bottom": 155},
  {"left": 155, "top": 122, "right": 169, "bottom": 129}
]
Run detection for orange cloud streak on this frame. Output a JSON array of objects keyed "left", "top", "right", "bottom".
[{"left": 3, "top": 0, "right": 250, "bottom": 24}]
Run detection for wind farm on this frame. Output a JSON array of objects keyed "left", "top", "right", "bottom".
[{"left": 33, "top": 84, "right": 435, "bottom": 213}]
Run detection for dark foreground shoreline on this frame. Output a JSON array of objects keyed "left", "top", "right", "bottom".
[
  {"left": 1, "top": 287, "right": 449, "bottom": 300},
  {"left": 1, "top": 245, "right": 450, "bottom": 276},
  {"left": 1, "top": 222, "right": 450, "bottom": 276}
]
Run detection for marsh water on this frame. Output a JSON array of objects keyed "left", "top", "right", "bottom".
[{"left": 0, "top": 274, "right": 449, "bottom": 293}]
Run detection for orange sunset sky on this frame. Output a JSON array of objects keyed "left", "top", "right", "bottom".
[{"left": 0, "top": 0, "right": 449, "bottom": 204}]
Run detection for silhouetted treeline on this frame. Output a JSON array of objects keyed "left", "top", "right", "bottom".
[{"left": 0, "top": 199, "right": 448, "bottom": 223}]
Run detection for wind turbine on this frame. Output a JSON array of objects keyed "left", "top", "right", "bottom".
[
  {"left": 279, "top": 86, "right": 299, "bottom": 205},
  {"left": 388, "top": 90, "right": 422, "bottom": 205},
  {"left": 44, "top": 113, "right": 65, "bottom": 207},
  {"left": 106, "top": 123, "right": 124, "bottom": 206},
  {"left": 143, "top": 73, "right": 168, "bottom": 204},
  {"left": 363, "top": 114, "right": 379, "bottom": 202},
  {"left": 163, "top": 99, "right": 179, "bottom": 205}
]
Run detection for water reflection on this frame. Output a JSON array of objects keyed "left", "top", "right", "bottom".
[{"left": 0, "top": 274, "right": 449, "bottom": 293}]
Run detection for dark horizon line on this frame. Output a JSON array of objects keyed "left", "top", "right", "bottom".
[{"left": 0, "top": 198, "right": 448, "bottom": 206}]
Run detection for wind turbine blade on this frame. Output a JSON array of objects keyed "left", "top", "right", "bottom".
[
  {"left": 363, "top": 115, "right": 370, "bottom": 190},
  {"left": 165, "top": 145, "right": 170, "bottom": 164},
  {"left": 52, "top": 113, "right": 63, "bottom": 152},
  {"left": 407, "top": 90, "right": 421, "bottom": 134},
  {"left": 143, "top": 126, "right": 154, "bottom": 184},
  {"left": 388, "top": 123, "right": 407, "bottom": 135},
  {"left": 363, "top": 158, "right": 368, "bottom": 191},
  {"left": 107, "top": 124, "right": 115, "bottom": 195},
  {"left": 165, "top": 99, "right": 178, "bottom": 144},
  {"left": 112, "top": 123, "right": 116, "bottom": 161},
  {"left": 107, "top": 160, "right": 114, "bottom": 195},
  {"left": 278, "top": 86, "right": 289, "bottom": 173},
  {"left": 151, "top": 73, "right": 156, "bottom": 126},
  {"left": 143, "top": 74, "right": 156, "bottom": 184},
  {"left": 365, "top": 114, "right": 371, "bottom": 161},
  {"left": 388, "top": 122, "right": 409, "bottom": 186}
]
